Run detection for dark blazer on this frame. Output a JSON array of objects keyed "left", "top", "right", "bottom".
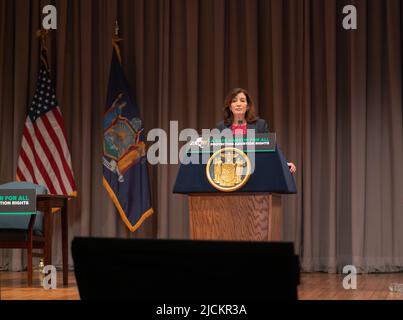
[{"left": 216, "top": 118, "right": 269, "bottom": 133}]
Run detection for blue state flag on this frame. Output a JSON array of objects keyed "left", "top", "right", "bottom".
[{"left": 103, "top": 41, "right": 153, "bottom": 232}]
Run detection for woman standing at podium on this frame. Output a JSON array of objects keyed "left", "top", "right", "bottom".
[{"left": 216, "top": 87, "right": 296, "bottom": 174}]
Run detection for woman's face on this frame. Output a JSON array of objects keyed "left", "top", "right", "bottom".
[{"left": 230, "top": 92, "right": 248, "bottom": 118}]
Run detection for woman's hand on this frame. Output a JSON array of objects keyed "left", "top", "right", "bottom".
[{"left": 287, "top": 162, "right": 296, "bottom": 174}]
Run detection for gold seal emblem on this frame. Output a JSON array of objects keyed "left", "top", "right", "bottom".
[{"left": 206, "top": 147, "right": 251, "bottom": 192}]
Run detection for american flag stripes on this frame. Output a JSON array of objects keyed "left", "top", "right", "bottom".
[{"left": 16, "top": 50, "right": 77, "bottom": 196}]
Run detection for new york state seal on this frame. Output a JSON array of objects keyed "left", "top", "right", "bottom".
[{"left": 206, "top": 147, "right": 251, "bottom": 192}]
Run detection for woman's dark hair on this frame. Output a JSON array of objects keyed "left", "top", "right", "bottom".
[{"left": 223, "top": 88, "right": 258, "bottom": 126}]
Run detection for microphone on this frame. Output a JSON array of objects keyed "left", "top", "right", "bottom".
[{"left": 238, "top": 120, "right": 243, "bottom": 126}]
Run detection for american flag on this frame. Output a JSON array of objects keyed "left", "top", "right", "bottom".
[{"left": 16, "top": 50, "right": 77, "bottom": 196}]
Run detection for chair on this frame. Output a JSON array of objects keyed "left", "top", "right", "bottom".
[{"left": 0, "top": 181, "right": 48, "bottom": 285}]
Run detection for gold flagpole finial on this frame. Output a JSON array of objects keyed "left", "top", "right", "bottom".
[
  {"left": 113, "top": 21, "right": 123, "bottom": 42},
  {"left": 36, "top": 29, "right": 49, "bottom": 51},
  {"left": 115, "top": 20, "right": 120, "bottom": 37}
]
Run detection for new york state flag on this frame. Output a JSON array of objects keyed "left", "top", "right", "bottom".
[{"left": 103, "top": 40, "right": 153, "bottom": 232}]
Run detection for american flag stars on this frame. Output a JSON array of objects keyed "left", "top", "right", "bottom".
[{"left": 29, "top": 68, "right": 58, "bottom": 122}]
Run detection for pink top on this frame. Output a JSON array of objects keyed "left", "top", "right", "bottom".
[{"left": 231, "top": 123, "right": 247, "bottom": 135}]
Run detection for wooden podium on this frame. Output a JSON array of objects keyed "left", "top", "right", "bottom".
[
  {"left": 189, "top": 193, "right": 282, "bottom": 241},
  {"left": 173, "top": 143, "right": 297, "bottom": 241}
]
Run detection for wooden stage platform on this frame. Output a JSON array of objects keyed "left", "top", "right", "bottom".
[{"left": 1, "top": 271, "right": 403, "bottom": 300}]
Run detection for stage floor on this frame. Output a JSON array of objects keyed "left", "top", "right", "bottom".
[{"left": 1, "top": 271, "right": 402, "bottom": 300}]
